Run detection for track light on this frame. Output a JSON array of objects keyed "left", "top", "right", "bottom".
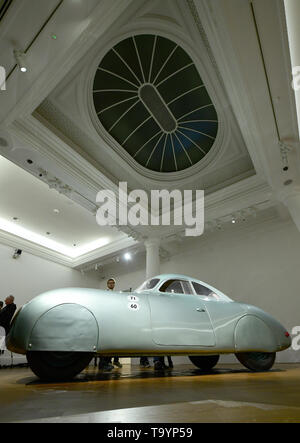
[
  {"left": 13, "top": 50, "right": 27, "bottom": 73},
  {"left": 124, "top": 252, "right": 131, "bottom": 261},
  {"left": 13, "top": 249, "right": 22, "bottom": 259}
]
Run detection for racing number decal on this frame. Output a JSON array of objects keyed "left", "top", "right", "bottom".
[
  {"left": 128, "top": 295, "right": 139, "bottom": 302},
  {"left": 128, "top": 302, "right": 140, "bottom": 311}
]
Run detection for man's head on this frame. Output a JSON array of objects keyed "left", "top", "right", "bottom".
[
  {"left": 5, "top": 295, "right": 14, "bottom": 305},
  {"left": 107, "top": 278, "right": 116, "bottom": 290}
]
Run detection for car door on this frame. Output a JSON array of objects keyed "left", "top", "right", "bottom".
[{"left": 147, "top": 279, "right": 216, "bottom": 346}]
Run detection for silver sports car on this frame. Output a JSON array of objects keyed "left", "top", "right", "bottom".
[{"left": 7, "top": 273, "right": 291, "bottom": 380}]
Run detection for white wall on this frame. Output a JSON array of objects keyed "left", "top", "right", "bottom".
[
  {"left": 0, "top": 243, "right": 101, "bottom": 366},
  {"left": 100, "top": 216, "right": 300, "bottom": 363},
  {"left": 0, "top": 243, "right": 100, "bottom": 307}
]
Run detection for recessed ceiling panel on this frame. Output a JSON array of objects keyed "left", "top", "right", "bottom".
[{"left": 93, "top": 34, "right": 219, "bottom": 173}]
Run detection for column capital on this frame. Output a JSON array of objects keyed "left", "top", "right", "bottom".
[{"left": 144, "top": 237, "right": 161, "bottom": 249}]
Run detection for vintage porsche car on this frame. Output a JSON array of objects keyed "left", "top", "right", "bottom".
[{"left": 6, "top": 273, "right": 291, "bottom": 380}]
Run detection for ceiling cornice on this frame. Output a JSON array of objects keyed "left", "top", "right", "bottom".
[
  {"left": 195, "top": 0, "right": 300, "bottom": 193},
  {"left": 0, "top": 228, "right": 138, "bottom": 269}
]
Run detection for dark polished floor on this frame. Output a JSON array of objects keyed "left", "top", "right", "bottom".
[{"left": 0, "top": 363, "right": 300, "bottom": 422}]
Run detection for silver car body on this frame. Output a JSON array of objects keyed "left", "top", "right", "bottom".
[{"left": 7, "top": 274, "right": 291, "bottom": 356}]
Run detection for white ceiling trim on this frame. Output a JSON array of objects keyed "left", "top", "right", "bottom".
[
  {"left": 0, "top": 0, "right": 140, "bottom": 126},
  {"left": 0, "top": 228, "right": 138, "bottom": 269},
  {"left": 8, "top": 114, "right": 269, "bottom": 225},
  {"left": 195, "top": 0, "right": 299, "bottom": 193}
]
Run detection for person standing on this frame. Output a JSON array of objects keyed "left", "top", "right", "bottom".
[
  {"left": 0, "top": 301, "right": 3, "bottom": 310},
  {"left": 140, "top": 356, "right": 151, "bottom": 368},
  {"left": 106, "top": 279, "right": 122, "bottom": 368},
  {"left": 98, "top": 278, "right": 122, "bottom": 371},
  {"left": 0, "top": 295, "right": 16, "bottom": 335},
  {"left": 153, "top": 356, "right": 174, "bottom": 370}
]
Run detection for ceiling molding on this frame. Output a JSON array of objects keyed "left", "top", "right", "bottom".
[
  {"left": 0, "top": 0, "right": 140, "bottom": 126},
  {"left": 71, "top": 236, "right": 138, "bottom": 269},
  {"left": 195, "top": 0, "right": 300, "bottom": 193},
  {"left": 0, "top": 228, "right": 74, "bottom": 267},
  {"left": 82, "top": 13, "right": 249, "bottom": 184},
  {"left": 0, "top": 227, "right": 138, "bottom": 269},
  {"left": 28, "top": 0, "right": 253, "bottom": 191},
  {"left": 6, "top": 113, "right": 270, "bottom": 237}
]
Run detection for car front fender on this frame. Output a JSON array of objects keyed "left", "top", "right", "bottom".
[{"left": 27, "top": 303, "right": 99, "bottom": 352}]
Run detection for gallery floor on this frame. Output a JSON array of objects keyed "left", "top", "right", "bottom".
[{"left": 0, "top": 363, "right": 299, "bottom": 423}]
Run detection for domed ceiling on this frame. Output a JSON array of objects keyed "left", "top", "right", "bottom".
[{"left": 92, "top": 34, "right": 218, "bottom": 173}]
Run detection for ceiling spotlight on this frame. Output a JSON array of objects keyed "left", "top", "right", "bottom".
[
  {"left": 53, "top": 209, "right": 60, "bottom": 214},
  {"left": 124, "top": 252, "right": 131, "bottom": 261},
  {"left": 13, "top": 50, "right": 27, "bottom": 73},
  {"left": 231, "top": 215, "right": 236, "bottom": 224},
  {"left": 12, "top": 217, "right": 19, "bottom": 221},
  {"left": 116, "top": 256, "right": 120, "bottom": 263}
]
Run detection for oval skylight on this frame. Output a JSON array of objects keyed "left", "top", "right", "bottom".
[{"left": 93, "top": 34, "right": 218, "bottom": 173}]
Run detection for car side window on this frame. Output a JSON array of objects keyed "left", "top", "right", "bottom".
[
  {"left": 159, "top": 280, "right": 184, "bottom": 294},
  {"left": 192, "top": 282, "right": 213, "bottom": 296},
  {"left": 181, "top": 280, "right": 194, "bottom": 295}
]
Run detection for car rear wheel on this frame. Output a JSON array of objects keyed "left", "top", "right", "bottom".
[
  {"left": 235, "top": 352, "right": 276, "bottom": 371},
  {"left": 189, "top": 355, "right": 220, "bottom": 370},
  {"left": 26, "top": 351, "right": 94, "bottom": 381}
]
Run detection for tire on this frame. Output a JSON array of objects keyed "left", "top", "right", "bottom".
[
  {"left": 235, "top": 352, "right": 276, "bottom": 372},
  {"left": 189, "top": 355, "right": 220, "bottom": 370},
  {"left": 26, "top": 351, "right": 94, "bottom": 381}
]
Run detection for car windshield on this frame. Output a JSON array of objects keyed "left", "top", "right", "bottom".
[{"left": 136, "top": 278, "right": 160, "bottom": 292}]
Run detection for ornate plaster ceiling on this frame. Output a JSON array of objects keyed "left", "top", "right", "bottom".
[{"left": 93, "top": 34, "right": 218, "bottom": 172}]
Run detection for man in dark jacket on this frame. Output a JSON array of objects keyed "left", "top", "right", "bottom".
[{"left": 0, "top": 295, "right": 16, "bottom": 335}]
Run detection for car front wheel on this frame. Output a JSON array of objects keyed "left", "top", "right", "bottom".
[
  {"left": 189, "top": 355, "right": 220, "bottom": 370},
  {"left": 235, "top": 352, "right": 276, "bottom": 371},
  {"left": 26, "top": 351, "right": 94, "bottom": 381}
]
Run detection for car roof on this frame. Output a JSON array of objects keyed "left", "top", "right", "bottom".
[
  {"left": 150, "top": 274, "right": 204, "bottom": 283},
  {"left": 143, "top": 274, "right": 233, "bottom": 302}
]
